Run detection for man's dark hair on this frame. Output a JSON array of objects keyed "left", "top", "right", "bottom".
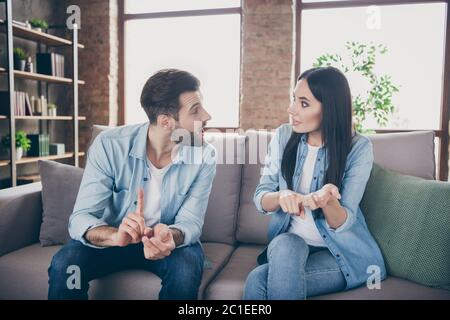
[{"left": 140, "top": 69, "right": 200, "bottom": 124}]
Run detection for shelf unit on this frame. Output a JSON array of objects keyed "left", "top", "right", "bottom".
[{"left": 0, "top": 0, "right": 85, "bottom": 188}]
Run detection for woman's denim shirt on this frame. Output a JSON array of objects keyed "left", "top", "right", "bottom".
[{"left": 254, "top": 123, "right": 386, "bottom": 290}]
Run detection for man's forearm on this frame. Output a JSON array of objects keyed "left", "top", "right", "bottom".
[{"left": 84, "top": 226, "right": 118, "bottom": 247}]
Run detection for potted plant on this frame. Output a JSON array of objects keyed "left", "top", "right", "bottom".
[
  {"left": 13, "top": 47, "right": 27, "bottom": 71},
  {"left": 313, "top": 41, "right": 400, "bottom": 133},
  {"left": 1, "top": 130, "right": 31, "bottom": 161},
  {"left": 29, "top": 19, "right": 49, "bottom": 33},
  {"left": 47, "top": 103, "right": 57, "bottom": 117}
]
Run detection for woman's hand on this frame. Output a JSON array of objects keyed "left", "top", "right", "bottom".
[
  {"left": 278, "top": 190, "right": 306, "bottom": 219},
  {"left": 305, "top": 184, "right": 341, "bottom": 210}
]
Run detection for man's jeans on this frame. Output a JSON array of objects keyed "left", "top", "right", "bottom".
[
  {"left": 48, "top": 239, "right": 204, "bottom": 300},
  {"left": 243, "top": 233, "right": 346, "bottom": 300}
]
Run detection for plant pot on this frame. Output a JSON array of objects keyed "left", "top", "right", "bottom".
[
  {"left": 16, "top": 147, "right": 23, "bottom": 161},
  {"left": 13, "top": 57, "right": 23, "bottom": 70},
  {"left": 33, "top": 27, "right": 42, "bottom": 33},
  {"left": 48, "top": 108, "right": 57, "bottom": 117}
]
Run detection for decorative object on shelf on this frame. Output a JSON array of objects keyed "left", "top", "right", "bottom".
[
  {"left": 47, "top": 103, "right": 57, "bottom": 117},
  {"left": 40, "top": 95, "right": 48, "bottom": 116},
  {"left": 49, "top": 143, "right": 65, "bottom": 156},
  {"left": 13, "top": 47, "right": 27, "bottom": 71},
  {"left": 27, "top": 133, "right": 49, "bottom": 157},
  {"left": 29, "top": 19, "right": 49, "bottom": 33},
  {"left": 1, "top": 130, "right": 32, "bottom": 161},
  {"left": 31, "top": 95, "right": 41, "bottom": 115},
  {"left": 25, "top": 56, "right": 33, "bottom": 73}
]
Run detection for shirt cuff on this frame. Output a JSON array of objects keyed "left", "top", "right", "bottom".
[
  {"left": 69, "top": 214, "right": 108, "bottom": 249},
  {"left": 254, "top": 191, "right": 278, "bottom": 215},
  {"left": 168, "top": 223, "right": 192, "bottom": 248},
  {"left": 325, "top": 207, "right": 355, "bottom": 233}
]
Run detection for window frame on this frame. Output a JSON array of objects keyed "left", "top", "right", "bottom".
[
  {"left": 295, "top": 0, "right": 450, "bottom": 181},
  {"left": 118, "top": 0, "right": 242, "bottom": 130}
]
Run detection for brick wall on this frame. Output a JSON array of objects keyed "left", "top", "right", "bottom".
[{"left": 240, "top": 0, "right": 295, "bottom": 130}]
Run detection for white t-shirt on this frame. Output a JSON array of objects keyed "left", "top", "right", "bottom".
[
  {"left": 288, "top": 144, "right": 327, "bottom": 247},
  {"left": 143, "top": 159, "right": 172, "bottom": 227}
]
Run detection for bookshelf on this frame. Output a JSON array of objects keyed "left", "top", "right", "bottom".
[{"left": 0, "top": 0, "right": 85, "bottom": 188}]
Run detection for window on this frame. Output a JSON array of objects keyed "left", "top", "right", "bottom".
[
  {"left": 122, "top": 1, "right": 241, "bottom": 128},
  {"left": 296, "top": 0, "right": 449, "bottom": 180},
  {"left": 300, "top": 3, "right": 446, "bottom": 130}
]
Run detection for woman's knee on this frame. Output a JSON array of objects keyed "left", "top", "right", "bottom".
[{"left": 267, "top": 233, "right": 308, "bottom": 261}]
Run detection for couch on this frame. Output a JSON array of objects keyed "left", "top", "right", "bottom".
[{"left": 0, "top": 127, "right": 449, "bottom": 300}]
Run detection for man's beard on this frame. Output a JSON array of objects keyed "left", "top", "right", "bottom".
[{"left": 171, "top": 128, "right": 204, "bottom": 147}]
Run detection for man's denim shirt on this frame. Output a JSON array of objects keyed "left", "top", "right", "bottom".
[
  {"left": 254, "top": 123, "right": 386, "bottom": 290},
  {"left": 69, "top": 122, "right": 217, "bottom": 249}
]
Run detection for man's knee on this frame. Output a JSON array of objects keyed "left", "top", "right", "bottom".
[
  {"left": 164, "top": 243, "right": 204, "bottom": 282},
  {"left": 48, "top": 240, "right": 90, "bottom": 279}
]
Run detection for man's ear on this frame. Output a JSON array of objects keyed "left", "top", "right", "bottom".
[{"left": 156, "top": 114, "right": 173, "bottom": 130}]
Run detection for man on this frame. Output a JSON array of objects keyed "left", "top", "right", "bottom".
[{"left": 48, "top": 69, "right": 216, "bottom": 300}]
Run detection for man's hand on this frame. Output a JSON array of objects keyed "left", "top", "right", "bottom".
[
  {"left": 113, "top": 188, "right": 146, "bottom": 247},
  {"left": 278, "top": 190, "right": 307, "bottom": 219},
  {"left": 304, "top": 183, "right": 341, "bottom": 210},
  {"left": 142, "top": 223, "right": 176, "bottom": 260}
]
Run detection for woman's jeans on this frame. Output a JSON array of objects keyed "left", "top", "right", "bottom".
[
  {"left": 243, "top": 233, "right": 346, "bottom": 300},
  {"left": 48, "top": 239, "right": 204, "bottom": 300}
]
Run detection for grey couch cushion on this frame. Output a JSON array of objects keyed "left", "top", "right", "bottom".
[
  {"left": 236, "top": 130, "right": 273, "bottom": 245},
  {"left": 200, "top": 133, "right": 245, "bottom": 245},
  {"left": 236, "top": 129, "right": 437, "bottom": 245},
  {"left": 0, "top": 182, "right": 42, "bottom": 256},
  {"left": 38, "top": 160, "right": 84, "bottom": 246},
  {"left": 0, "top": 242, "right": 234, "bottom": 300},
  {"left": 366, "top": 131, "right": 436, "bottom": 180},
  {"left": 204, "top": 244, "right": 264, "bottom": 300}
]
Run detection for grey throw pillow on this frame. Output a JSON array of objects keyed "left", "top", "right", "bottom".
[{"left": 38, "top": 160, "right": 84, "bottom": 246}]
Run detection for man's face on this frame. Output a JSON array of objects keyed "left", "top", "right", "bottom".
[{"left": 172, "top": 90, "right": 211, "bottom": 146}]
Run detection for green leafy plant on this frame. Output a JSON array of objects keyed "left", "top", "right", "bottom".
[
  {"left": 13, "top": 47, "right": 27, "bottom": 61},
  {"left": 47, "top": 103, "right": 57, "bottom": 109},
  {"left": 1, "top": 130, "right": 31, "bottom": 152},
  {"left": 313, "top": 41, "right": 400, "bottom": 133},
  {"left": 29, "top": 19, "right": 49, "bottom": 30}
]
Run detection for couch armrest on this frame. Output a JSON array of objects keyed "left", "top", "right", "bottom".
[{"left": 0, "top": 182, "right": 43, "bottom": 256}]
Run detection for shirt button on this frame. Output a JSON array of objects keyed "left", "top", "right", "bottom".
[
  {"left": 346, "top": 273, "right": 350, "bottom": 277},
  {"left": 143, "top": 177, "right": 148, "bottom": 181},
  {"left": 336, "top": 254, "right": 340, "bottom": 258},
  {"left": 317, "top": 158, "right": 321, "bottom": 162},
  {"left": 322, "top": 234, "right": 327, "bottom": 239},
  {"left": 313, "top": 176, "right": 317, "bottom": 180},
  {"left": 134, "top": 201, "right": 137, "bottom": 205}
]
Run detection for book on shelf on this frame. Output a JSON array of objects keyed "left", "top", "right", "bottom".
[
  {"left": 27, "top": 134, "right": 49, "bottom": 157},
  {"left": 0, "top": 91, "right": 33, "bottom": 116},
  {"left": 36, "top": 53, "right": 65, "bottom": 77}
]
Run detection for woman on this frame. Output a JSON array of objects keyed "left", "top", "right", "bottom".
[{"left": 243, "top": 67, "right": 386, "bottom": 300}]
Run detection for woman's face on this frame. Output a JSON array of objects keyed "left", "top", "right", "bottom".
[{"left": 288, "top": 79, "right": 323, "bottom": 134}]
